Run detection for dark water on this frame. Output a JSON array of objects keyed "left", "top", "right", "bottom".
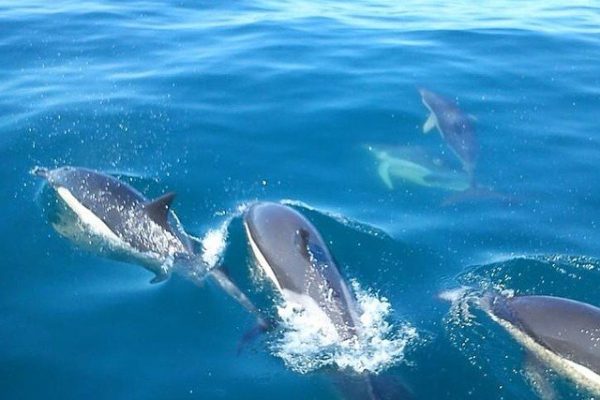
[{"left": 2, "top": 1, "right": 600, "bottom": 399}]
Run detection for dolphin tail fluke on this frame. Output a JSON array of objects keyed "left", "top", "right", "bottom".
[
  {"left": 423, "top": 113, "right": 436, "bottom": 134},
  {"left": 377, "top": 161, "right": 394, "bottom": 190},
  {"left": 30, "top": 166, "right": 49, "bottom": 178}
]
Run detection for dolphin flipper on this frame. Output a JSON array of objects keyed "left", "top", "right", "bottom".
[
  {"left": 423, "top": 113, "right": 437, "bottom": 134},
  {"left": 377, "top": 161, "right": 394, "bottom": 190}
]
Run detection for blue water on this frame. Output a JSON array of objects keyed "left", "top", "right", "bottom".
[{"left": 2, "top": 1, "right": 600, "bottom": 399}]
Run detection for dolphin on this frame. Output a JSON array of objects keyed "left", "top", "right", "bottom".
[
  {"left": 33, "top": 166, "right": 271, "bottom": 340},
  {"left": 32, "top": 166, "right": 194, "bottom": 283},
  {"left": 243, "top": 202, "right": 413, "bottom": 399},
  {"left": 419, "top": 88, "right": 479, "bottom": 182},
  {"left": 243, "top": 202, "right": 361, "bottom": 341},
  {"left": 486, "top": 294, "right": 600, "bottom": 396},
  {"left": 365, "top": 144, "right": 470, "bottom": 192}
]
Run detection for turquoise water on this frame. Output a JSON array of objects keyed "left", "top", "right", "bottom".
[{"left": 2, "top": 1, "right": 600, "bottom": 399}]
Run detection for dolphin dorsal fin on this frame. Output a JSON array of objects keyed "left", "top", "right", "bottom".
[{"left": 144, "top": 192, "right": 176, "bottom": 226}]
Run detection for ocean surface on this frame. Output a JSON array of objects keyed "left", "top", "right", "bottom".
[{"left": 2, "top": 1, "right": 600, "bottom": 399}]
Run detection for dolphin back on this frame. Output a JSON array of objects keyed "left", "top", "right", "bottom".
[
  {"left": 46, "top": 166, "right": 146, "bottom": 212},
  {"left": 491, "top": 295, "right": 600, "bottom": 374}
]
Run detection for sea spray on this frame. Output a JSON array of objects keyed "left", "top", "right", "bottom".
[{"left": 271, "top": 280, "right": 419, "bottom": 374}]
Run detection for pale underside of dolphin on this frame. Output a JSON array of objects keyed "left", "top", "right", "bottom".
[
  {"left": 486, "top": 294, "right": 600, "bottom": 398},
  {"left": 419, "top": 88, "right": 479, "bottom": 179},
  {"left": 366, "top": 144, "right": 470, "bottom": 192},
  {"left": 243, "top": 202, "right": 361, "bottom": 341},
  {"left": 32, "top": 166, "right": 196, "bottom": 283}
]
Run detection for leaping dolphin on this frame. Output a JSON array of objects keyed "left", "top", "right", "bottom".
[
  {"left": 419, "top": 88, "right": 479, "bottom": 183},
  {"left": 243, "top": 202, "right": 361, "bottom": 340},
  {"left": 485, "top": 294, "right": 600, "bottom": 397},
  {"left": 32, "top": 166, "right": 194, "bottom": 283}
]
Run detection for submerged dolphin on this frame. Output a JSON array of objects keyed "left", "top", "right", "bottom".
[
  {"left": 243, "top": 202, "right": 361, "bottom": 341},
  {"left": 486, "top": 294, "right": 600, "bottom": 396},
  {"left": 366, "top": 144, "right": 470, "bottom": 192},
  {"left": 32, "top": 166, "right": 194, "bottom": 282},
  {"left": 419, "top": 88, "right": 479, "bottom": 181}
]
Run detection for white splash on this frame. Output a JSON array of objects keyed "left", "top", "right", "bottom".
[
  {"left": 271, "top": 280, "right": 420, "bottom": 375},
  {"left": 200, "top": 202, "right": 252, "bottom": 270},
  {"left": 200, "top": 226, "right": 228, "bottom": 269},
  {"left": 438, "top": 286, "right": 470, "bottom": 303}
]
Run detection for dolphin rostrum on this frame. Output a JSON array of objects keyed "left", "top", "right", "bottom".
[
  {"left": 32, "top": 166, "right": 195, "bottom": 283},
  {"left": 419, "top": 88, "right": 479, "bottom": 182},
  {"left": 243, "top": 202, "right": 361, "bottom": 341},
  {"left": 486, "top": 294, "right": 600, "bottom": 396},
  {"left": 366, "top": 144, "right": 470, "bottom": 192}
]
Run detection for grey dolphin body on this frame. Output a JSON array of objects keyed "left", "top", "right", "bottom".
[
  {"left": 32, "top": 166, "right": 194, "bottom": 282},
  {"left": 243, "top": 202, "right": 361, "bottom": 341},
  {"left": 34, "top": 166, "right": 268, "bottom": 333},
  {"left": 419, "top": 88, "right": 479, "bottom": 181},
  {"left": 488, "top": 294, "right": 600, "bottom": 394}
]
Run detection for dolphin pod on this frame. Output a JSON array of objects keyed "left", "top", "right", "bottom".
[
  {"left": 485, "top": 294, "right": 600, "bottom": 396},
  {"left": 31, "top": 167, "right": 410, "bottom": 399},
  {"left": 32, "top": 164, "right": 598, "bottom": 399}
]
